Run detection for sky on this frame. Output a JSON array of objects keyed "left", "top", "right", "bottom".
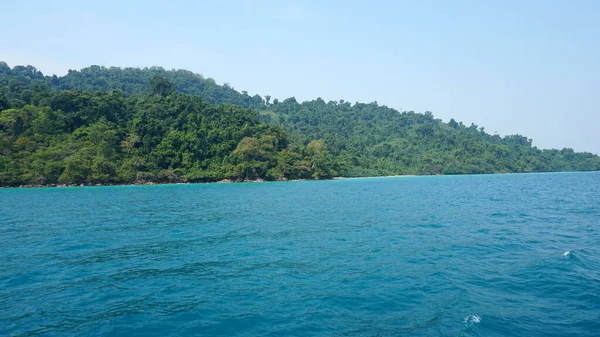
[{"left": 2, "top": 0, "right": 599, "bottom": 154}]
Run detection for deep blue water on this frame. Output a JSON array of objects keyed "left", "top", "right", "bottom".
[{"left": 1, "top": 172, "right": 599, "bottom": 336}]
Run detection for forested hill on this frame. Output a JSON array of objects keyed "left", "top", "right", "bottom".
[
  {"left": 1, "top": 62, "right": 599, "bottom": 186},
  {"left": 0, "top": 64, "right": 337, "bottom": 186},
  {"left": 56, "top": 65, "right": 268, "bottom": 110}
]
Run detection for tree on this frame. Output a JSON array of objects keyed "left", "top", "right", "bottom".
[
  {"left": 305, "top": 140, "right": 335, "bottom": 179},
  {"left": 272, "top": 148, "right": 303, "bottom": 179},
  {"left": 149, "top": 76, "right": 175, "bottom": 97}
]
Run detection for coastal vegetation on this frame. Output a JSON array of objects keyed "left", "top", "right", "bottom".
[{"left": 1, "top": 62, "right": 599, "bottom": 186}]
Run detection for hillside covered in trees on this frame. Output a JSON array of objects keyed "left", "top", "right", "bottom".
[{"left": 1, "top": 62, "right": 599, "bottom": 186}]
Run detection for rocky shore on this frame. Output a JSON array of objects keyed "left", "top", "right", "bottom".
[{"left": 3, "top": 177, "right": 311, "bottom": 188}]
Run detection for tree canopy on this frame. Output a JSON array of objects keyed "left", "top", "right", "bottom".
[{"left": 1, "top": 62, "right": 598, "bottom": 186}]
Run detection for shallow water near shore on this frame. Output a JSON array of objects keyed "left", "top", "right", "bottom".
[{"left": 1, "top": 172, "right": 599, "bottom": 336}]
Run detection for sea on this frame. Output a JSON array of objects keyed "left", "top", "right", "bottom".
[{"left": 1, "top": 172, "right": 599, "bottom": 336}]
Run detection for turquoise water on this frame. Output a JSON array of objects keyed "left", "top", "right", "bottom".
[{"left": 1, "top": 172, "right": 599, "bottom": 336}]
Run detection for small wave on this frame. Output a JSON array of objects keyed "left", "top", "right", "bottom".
[
  {"left": 464, "top": 314, "right": 481, "bottom": 328},
  {"left": 563, "top": 248, "right": 587, "bottom": 258}
]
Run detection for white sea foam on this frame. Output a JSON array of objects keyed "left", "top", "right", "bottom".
[{"left": 464, "top": 314, "right": 481, "bottom": 328}]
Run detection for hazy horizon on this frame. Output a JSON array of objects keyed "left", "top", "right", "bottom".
[{"left": 2, "top": 0, "right": 598, "bottom": 154}]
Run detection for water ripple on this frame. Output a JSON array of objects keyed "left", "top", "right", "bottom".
[{"left": 1, "top": 172, "right": 599, "bottom": 336}]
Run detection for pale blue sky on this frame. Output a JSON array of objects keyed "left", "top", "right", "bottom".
[{"left": 2, "top": 0, "right": 599, "bottom": 154}]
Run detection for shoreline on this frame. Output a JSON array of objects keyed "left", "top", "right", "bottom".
[
  {"left": 0, "top": 177, "right": 311, "bottom": 189},
  {"left": 332, "top": 174, "right": 418, "bottom": 180},
  {"left": 2, "top": 171, "right": 596, "bottom": 189}
]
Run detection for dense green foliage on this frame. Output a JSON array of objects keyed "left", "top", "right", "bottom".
[
  {"left": 55, "top": 65, "right": 267, "bottom": 110},
  {"left": 1, "top": 62, "right": 598, "bottom": 186},
  {"left": 0, "top": 63, "right": 336, "bottom": 186},
  {"left": 261, "top": 99, "right": 600, "bottom": 175}
]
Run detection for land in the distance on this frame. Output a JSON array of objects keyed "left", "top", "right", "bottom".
[{"left": 1, "top": 62, "right": 599, "bottom": 187}]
